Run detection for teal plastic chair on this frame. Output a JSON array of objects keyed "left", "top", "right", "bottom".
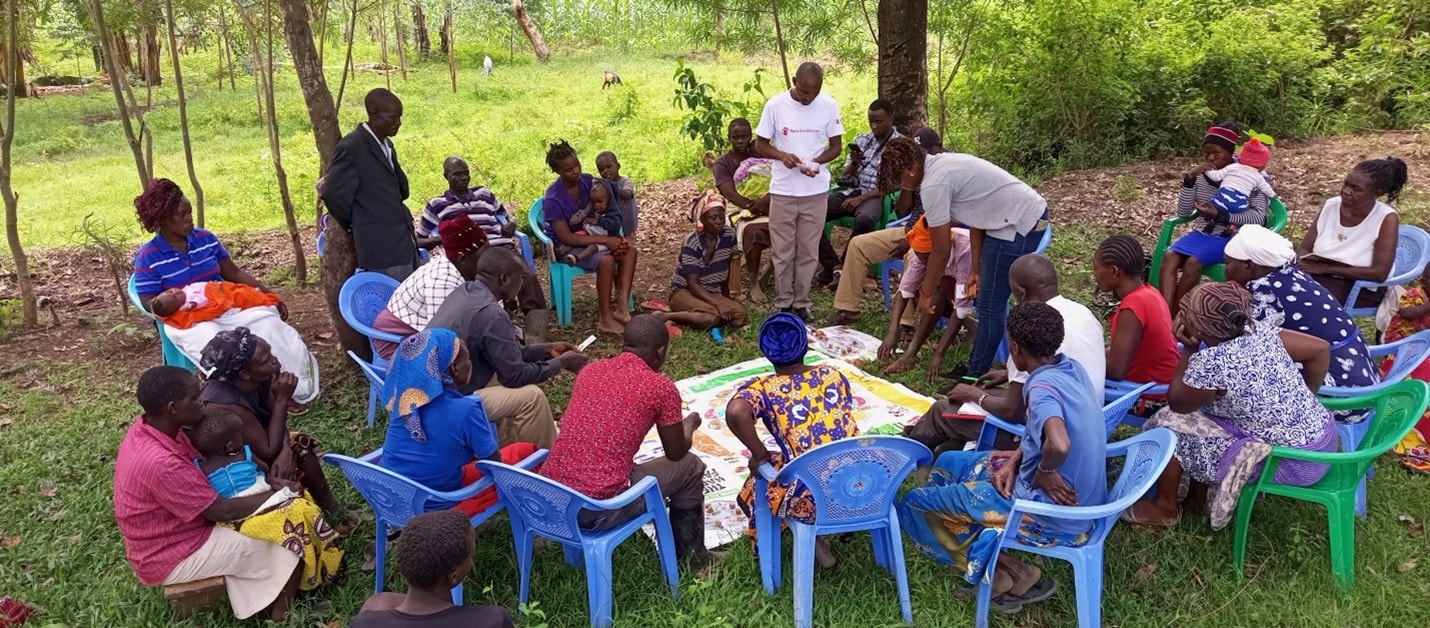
[
  {"left": 974, "top": 429, "right": 1177, "bottom": 628},
  {"left": 527, "top": 199, "right": 632, "bottom": 326},
  {"left": 477, "top": 451, "right": 680, "bottom": 628},
  {"left": 1232, "top": 380, "right": 1430, "bottom": 593},
  {"left": 127, "top": 275, "right": 196, "bottom": 371}
]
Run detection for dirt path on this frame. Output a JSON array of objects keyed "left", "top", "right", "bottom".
[{"left": 1, "top": 130, "right": 1423, "bottom": 379}]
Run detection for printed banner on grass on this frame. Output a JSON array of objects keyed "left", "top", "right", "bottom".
[{"left": 636, "top": 350, "right": 934, "bottom": 549}]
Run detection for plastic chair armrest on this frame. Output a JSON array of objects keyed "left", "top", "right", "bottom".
[
  {"left": 1316, "top": 393, "right": 1379, "bottom": 413},
  {"left": 584, "top": 475, "right": 661, "bottom": 511},
  {"left": 1105, "top": 379, "right": 1166, "bottom": 397},
  {"left": 983, "top": 415, "right": 1025, "bottom": 438},
  {"left": 1266, "top": 444, "right": 1379, "bottom": 465},
  {"left": 1006, "top": 498, "right": 1122, "bottom": 523},
  {"left": 757, "top": 462, "right": 779, "bottom": 483},
  {"left": 886, "top": 215, "right": 911, "bottom": 229},
  {"left": 366, "top": 329, "right": 406, "bottom": 344},
  {"left": 1319, "top": 381, "right": 1394, "bottom": 397}
]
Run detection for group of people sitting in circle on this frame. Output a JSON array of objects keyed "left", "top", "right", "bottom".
[{"left": 111, "top": 70, "right": 1422, "bottom": 623}]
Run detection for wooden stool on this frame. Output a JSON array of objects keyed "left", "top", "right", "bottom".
[{"left": 162, "top": 576, "right": 227, "bottom": 619}]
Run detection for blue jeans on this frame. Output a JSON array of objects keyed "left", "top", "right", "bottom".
[{"left": 968, "top": 227, "right": 1048, "bottom": 375}]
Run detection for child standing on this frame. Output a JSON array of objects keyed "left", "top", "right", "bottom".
[
  {"left": 597, "top": 151, "right": 638, "bottom": 237},
  {"left": 1378, "top": 261, "right": 1430, "bottom": 473},
  {"left": 149, "top": 281, "right": 286, "bottom": 329},
  {"left": 1092, "top": 235, "right": 1178, "bottom": 415},
  {"left": 1202, "top": 138, "right": 1277, "bottom": 216},
  {"left": 878, "top": 217, "right": 974, "bottom": 376}
]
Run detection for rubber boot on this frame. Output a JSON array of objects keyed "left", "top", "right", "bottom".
[
  {"left": 523, "top": 309, "right": 551, "bottom": 345},
  {"left": 669, "top": 507, "right": 716, "bottom": 571}
]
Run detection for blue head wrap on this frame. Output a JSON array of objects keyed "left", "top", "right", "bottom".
[
  {"left": 759, "top": 312, "right": 808, "bottom": 367},
  {"left": 382, "top": 328, "right": 461, "bottom": 443}
]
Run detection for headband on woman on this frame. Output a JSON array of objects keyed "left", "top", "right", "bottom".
[
  {"left": 200, "top": 327, "right": 258, "bottom": 381},
  {"left": 1224, "top": 225, "right": 1295, "bottom": 269},
  {"left": 759, "top": 312, "right": 808, "bottom": 367},
  {"left": 1204, "top": 126, "right": 1240, "bottom": 153},
  {"left": 690, "top": 190, "right": 725, "bottom": 232}
]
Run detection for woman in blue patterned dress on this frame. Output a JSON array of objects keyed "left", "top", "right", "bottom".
[{"left": 1124, "top": 282, "right": 1337, "bottom": 528}]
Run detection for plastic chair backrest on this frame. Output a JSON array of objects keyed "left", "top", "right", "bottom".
[
  {"left": 1316, "top": 380, "right": 1430, "bottom": 487},
  {"left": 1383, "top": 330, "right": 1430, "bottom": 384},
  {"left": 348, "top": 350, "right": 385, "bottom": 390},
  {"left": 1101, "top": 382, "right": 1154, "bottom": 437},
  {"left": 774, "top": 436, "right": 932, "bottom": 526},
  {"left": 1085, "top": 429, "right": 1176, "bottom": 542},
  {"left": 338, "top": 272, "right": 401, "bottom": 341},
  {"left": 527, "top": 199, "right": 553, "bottom": 247},
  {"left": 1388, "top": 226, "right": 1430, "bottom": 285},
  {"left": 127, "top": 275, "right": 155, "bottom": 320},
  {"left": 1034, "top": 225, "right": 1052, "bottom": 254},
  {"left": 1267, "top": 198, "right": 1288, "bottom": 232},
  {"left": 325, "top": 452, "right": 436, "bottom": 530},
  {"left": 477, "top": 460, "right": 587, "bottom": 544}
]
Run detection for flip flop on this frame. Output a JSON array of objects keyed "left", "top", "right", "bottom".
[
  {"left": 1120, "top": 503, "right": 1180, "bottom": 527},
  {"left": 642, "top": 299, "right": 670, "bottom": 312},
  {"left": 286, "top": 403, "right": 309, "bottom": 416},
  {"left": 1006, "top": 579, "right": 1057, "bottom": 606}
]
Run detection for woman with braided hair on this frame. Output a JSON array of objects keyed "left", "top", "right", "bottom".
[
  {"left": 1123, "top": 282, "right": 1337, "bottom": 528},
  {"left": 131, "top": 178, "right": 320, "bottom": 407},
  {"left": 1298, "top": 157, "right": 1409, "bottom": 307},
  {"left": 1092, "top": 235, "right": 1178, "bottom": 410}
]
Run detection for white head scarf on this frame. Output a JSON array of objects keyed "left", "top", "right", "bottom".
[{"left": 1224, "top": 225, "right": 1296, "bottom": 268}]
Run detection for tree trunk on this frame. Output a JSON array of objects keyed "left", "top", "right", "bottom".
[
  {"left": 243, "top": 0, "right": 308, "bottom": 285},
  {"left": 334, "top": 0, "right": 359, "bottom": 113},
  {"left": 163, "top": 0, "right": 204, "bottom": 227},
  {"left": 140, "top": 24, "right": 163, "bottom": 86},
  {"left": 284, "top": 0, "right": 366, "bottom": 354},
  {"left": 219, "top": 6, "right": 237, "bottom": 90},
  {"left": 393, "top": 0, "right": 407, "bottom": 80},
  {"left": 713, "top": 3, "right": 725, "bottom": 51},
  {"left": 110, "top": 32, "right": 133, "bottom": 77},
  {"left": 377, "top": 0, "right": 391, "bottom": 89},
  {"left": 509, "top": 0, "right": 549, "bottom": 62},
  {"left": 771, "top": 0, "right": 790, "bottom": 88},
  {"left": 2, "top": 0, "right": 35, "bottom": 326},
  {"left": 411, "top": 0, "right": 430, "bottom": 60},
  {"left": 443, "top": 0, "right": 454, "bottom": 92},
  {"left": 877, "top": 0, "right": 928, "bottom": 131},
  {"left": 439, "top": 2, "right": 451, "bottom": 54},
  {"left": 86, "top": 0, "right": 150, "bottom": 189},
  {"left": 0, "top": 37, "right": 27, "bottom": 98},
  {"left": 278, "top": 0, "right": 340, "bottom": 175}
]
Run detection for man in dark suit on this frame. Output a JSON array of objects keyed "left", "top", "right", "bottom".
[{"left": 322, "top": 88, "right": 421, "bottom": 280}]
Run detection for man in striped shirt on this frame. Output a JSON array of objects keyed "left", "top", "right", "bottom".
[{"left": 417, "top": 156, "right": 551, "bottom": 340}]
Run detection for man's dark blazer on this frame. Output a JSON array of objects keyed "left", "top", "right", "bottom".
[{"left": 322, "top": 124, "right": 418, "bottom": 270}]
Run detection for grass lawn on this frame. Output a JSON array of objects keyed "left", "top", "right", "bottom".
[
  {"left": 3, "top": 46, "right": 875, "bottom": 257},
  {"left": 2, "top": 221, "right": 1429, "bottom": 627}
]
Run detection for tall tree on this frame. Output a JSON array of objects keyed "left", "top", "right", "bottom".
[
  {"left": 163, "top": 0, "right": 204, "bottom": 226},
  {"left": 877, "top": 0, "right": 928, "bottom": 130},
  {"left": 138, "top": 19, "right": 162, "bottom": 85},
  {"left": 1, "top": 0, "right": 34, "bottom": 325},
  {"left": 442, "top": 0, "right": 453, "bottom": 92},
  {"left": 411, "top": 0, "right": 430, "bottom": 60},
  {"left": 392, "top": 0, "right": 406, "bottom": 79},
  {"left": 278, "top": 0, "right": 367, "bottom": 356},
  {"left": 239, "top": 0, "right": 307, "bottom": 284},
  {"left": 85, "top": 0, "right": 152, "bottom": 188},
  {"left": 278, "top": 0, "right": 340, "bottom": 174},
  {"left": 509, "top": 0, "right": 548, "bottom": 61}
]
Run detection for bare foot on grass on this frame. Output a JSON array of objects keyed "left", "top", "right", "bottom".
[{"left": 598, "top": 317, "right": 626, "bottom": 335}]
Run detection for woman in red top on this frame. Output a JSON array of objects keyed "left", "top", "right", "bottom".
[{"left": 1094, "top": 236, "right": 1179, "bottom": 409}]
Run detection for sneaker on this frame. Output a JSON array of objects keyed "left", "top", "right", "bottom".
[
  {"left": 828, "top": 269, "right": 843, "bottom": 291},
  {"left": 939, "top": 363, "right": 970, "bottom": 381},
  {"left": 814, "top": 268, "right": 834, "bottom": 286},
  {"left": 795, "top": 307, "right": 815, "bottom": 323}
]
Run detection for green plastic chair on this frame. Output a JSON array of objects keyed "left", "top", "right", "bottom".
[
  {"left": 823, "top": 189, "right": 899, "bottom": 238},
  {"left": 1150, "top": 197, "right": 1288, "bottom": 288},
  {"left": 1231, "top": 379, "right": 1430, "bottom": 593}
]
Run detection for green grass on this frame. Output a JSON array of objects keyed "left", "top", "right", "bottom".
[
  {"left": 3, "top": 223, "right": 1430, "bottom": 627},
  {"left": 3, "top": 46, "right": 875, "bottom": 256}
]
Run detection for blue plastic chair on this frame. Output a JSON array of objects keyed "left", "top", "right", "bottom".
[
  {"left": 1317, "top": 328, "right": 1430, "bottom": 516},
  {"left": 127, "top": 275, "right": 197, "bottom": 371},
  {"left": 974, "top": 429, "right": 1177, "bottom": 628},
  {"left": 754, "top": 436, "right": 933, "bottom": 628},
  {"left": 973, "top": 382, "right": 1155, "bottom": 451},
  {"left": 316, "top": 214, "right": 328, "bottom": 258},
  {"left": 476, "top": 452, "right": 679, "bottom": 628},
  {"left": 338, "top": 272, "right": 404, "bottom": 426},
  {"left": 1344, "top": 225, "right": 1430, "bottom": 318},
  {"left": 323, "top": 447, "right": 546, "bottom": 605},
  {"left": 1103, "top": 379, "right": 1169, "bottom": 429}
]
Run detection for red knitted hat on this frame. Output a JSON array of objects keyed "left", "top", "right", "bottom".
[
  {"left": 439, "top": 214, "right": 488, "bottom": 262},
  {"left": 1238, "top": 138, "right": 1270, "bottom": 169}
]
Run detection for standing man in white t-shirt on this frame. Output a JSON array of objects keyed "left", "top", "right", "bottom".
[{"left": 754, "top": 62, "right": 845, "bottom": 322}]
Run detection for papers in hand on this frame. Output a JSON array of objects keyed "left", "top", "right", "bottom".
[{"left": 954, "top": 401, "right": 988, "bottom": 417}]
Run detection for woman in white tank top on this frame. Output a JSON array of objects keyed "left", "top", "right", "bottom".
[{"left": 1297, "top": 158, "right": 1409, "bottom": 307}]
